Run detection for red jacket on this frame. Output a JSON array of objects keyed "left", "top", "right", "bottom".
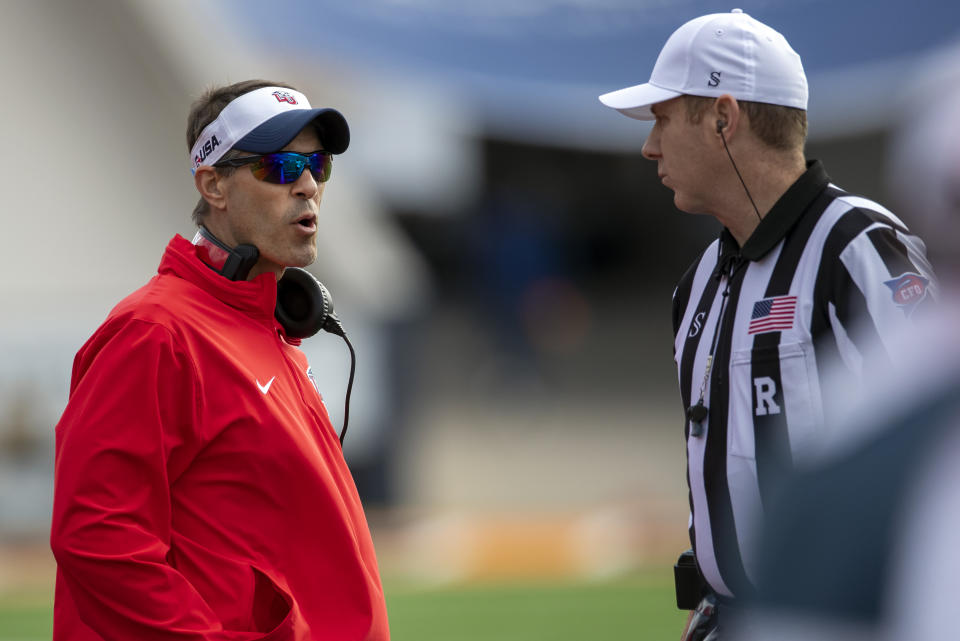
[{"left": 51, "top": 235, "right": 389, "bottom": 640}]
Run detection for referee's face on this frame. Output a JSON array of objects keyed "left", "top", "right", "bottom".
[{"left": 643, "top": 97, "right": 721, "bottom": 215}]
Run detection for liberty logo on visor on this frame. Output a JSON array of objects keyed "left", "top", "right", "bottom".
[{"left": 272, "top": 90, "right": 298, "bottom": 104}]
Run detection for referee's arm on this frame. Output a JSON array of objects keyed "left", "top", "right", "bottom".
[{"left": 821, "top": 218, "right": 937, "bottom": 376}]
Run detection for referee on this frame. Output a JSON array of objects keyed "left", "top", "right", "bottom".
[
  {"left": 736, "top": 48, "right": 960, "bottom": 640},
  {"left": 598, "top": 9, "right": 937, "bottom": 638}
]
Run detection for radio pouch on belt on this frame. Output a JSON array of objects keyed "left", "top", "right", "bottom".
[{"left": 674, "top": 549, "right": 708, "bottom": 610}]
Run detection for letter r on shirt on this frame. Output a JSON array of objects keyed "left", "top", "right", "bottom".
[{"left": 754, "top": 376, "right": 782, "bottom": 416}]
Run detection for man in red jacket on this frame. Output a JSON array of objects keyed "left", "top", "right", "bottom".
[{"left": 50, "top": 79, "right": 390, "bottom": 641}]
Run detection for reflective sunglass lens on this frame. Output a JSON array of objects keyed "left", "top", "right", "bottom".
[
  {"left": 250, "top": 153, "right": 332, "bottom": 184},
  {"left": 311, "top": 153, "right": 333, "bottom": 183}
]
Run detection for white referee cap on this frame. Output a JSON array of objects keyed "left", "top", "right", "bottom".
[
  {"left": 190, "top": 86, "right": 349, "bottom": 172},
  {"left": 599, "top": 9, "right": 808, "bottom": 120}
]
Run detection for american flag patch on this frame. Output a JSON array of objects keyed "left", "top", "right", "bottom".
[{"left": 748, "top": 295, "right": 797, "bottom": 335}]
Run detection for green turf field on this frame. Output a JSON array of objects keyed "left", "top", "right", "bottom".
[
  {"left": 386, "top": 570, "right": 683, "bottom": 641},
  {"left": 0, "top": 569, "right": 682, "bottom": 640},
  {"left": 0, "top": 591, "right": 51, "bottom": 641}
]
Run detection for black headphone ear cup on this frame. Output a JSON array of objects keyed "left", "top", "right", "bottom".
[
  {"left": 275, "top": 268, "right": 328, "bottom": 339},
  {"left": 716, "top": 120, "right": 727, "bottom": 133}
]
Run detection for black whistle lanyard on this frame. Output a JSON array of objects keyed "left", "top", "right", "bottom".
[{"left": 687, "top": 252, "right": 742, "bottom": 437}]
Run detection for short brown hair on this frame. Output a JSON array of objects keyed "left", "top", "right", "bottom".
[
  {"left": 681, "top": 94, "right": 807, "bottom": 152},
  {"left": 186, "top": 79, "right": 298, "bottom": 225}
]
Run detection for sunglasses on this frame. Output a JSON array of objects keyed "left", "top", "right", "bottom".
[{"left": 214, "top": 151, "right": 333, "bottom": 184}]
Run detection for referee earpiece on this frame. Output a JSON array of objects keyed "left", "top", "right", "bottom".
[{"left": 715, "top": 117, "right": 763, "bottom": 223}]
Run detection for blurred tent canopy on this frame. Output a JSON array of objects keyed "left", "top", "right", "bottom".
[{"left": 225, "top": 0, "right": 960, "bottom": 147}]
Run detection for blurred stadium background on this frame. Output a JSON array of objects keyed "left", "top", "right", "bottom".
[{"left": 1, "top": 0, "right": 957, "bottom": 638}]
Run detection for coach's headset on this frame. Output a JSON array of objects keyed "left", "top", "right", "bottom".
[
  {"left": 194, "top": 225, "right": 345, "bottom": 338},
  {"left": 194, "top": 225, "right": 355, "bottom": 445}
]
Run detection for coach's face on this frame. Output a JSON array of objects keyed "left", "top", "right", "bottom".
[
  {"left": 642, "top": 97, "right": 721, "bottom": 215},
  {"left": 213, "top": 127, "right": 325, "bottom": 279}
]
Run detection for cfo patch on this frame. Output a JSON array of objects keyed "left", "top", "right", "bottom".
[{"left": 884, "top": 272, "right": 929, "bottom": 316}]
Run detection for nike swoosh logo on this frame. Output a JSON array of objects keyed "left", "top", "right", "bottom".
[{"left": 256, "top": 376, "right": 276, "bottom": 395}]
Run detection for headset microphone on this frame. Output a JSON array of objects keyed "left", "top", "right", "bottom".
[{"left": 194, "top": 226, "right": 260, "bottom": 281}]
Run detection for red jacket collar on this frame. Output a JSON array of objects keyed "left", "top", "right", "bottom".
[{"left": 158, "top": 235, "right": 299, "bottom": 343}]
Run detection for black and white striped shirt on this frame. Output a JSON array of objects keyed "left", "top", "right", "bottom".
[{"left": 671, "top": 160, "right": 937, "bottom": 599}]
